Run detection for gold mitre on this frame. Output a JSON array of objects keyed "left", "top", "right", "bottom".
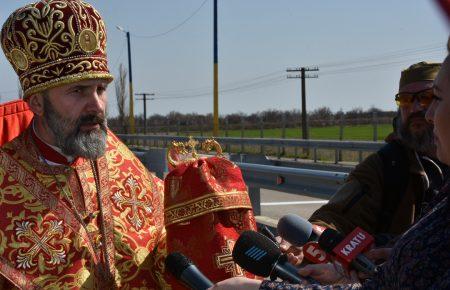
[{"left": 1, "top": 0, "right": 113, "bottom": 99}]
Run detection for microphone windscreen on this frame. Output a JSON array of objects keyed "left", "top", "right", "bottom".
[
  {"left": 232, "top": 230, "right": 280, "bottom": 277},
  {"left": 318, "top": 228, "right": 345, "bottom": 252},
  {"left": 277, "top": 214, "right": 313, "bottom": 247},
  {"left": 165, "top": 252, "right": 192, "bottom": 279}
]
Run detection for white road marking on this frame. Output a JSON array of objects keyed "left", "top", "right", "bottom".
[{"left": 261, "top": 200, "right": 328, "bottom": 206}]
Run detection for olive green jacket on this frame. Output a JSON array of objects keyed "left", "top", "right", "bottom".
[{"left": 309, "top": 144, "right": 429, "bottom": 238}]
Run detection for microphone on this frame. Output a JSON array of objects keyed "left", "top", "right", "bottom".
[
  {"left": 165, "top": 252, "right": 213, "bottom": 290},
  {"left": 232, "top": 230, "right": 313, "bottom": 284},
  {"left": 318, "top": 227, "right": 377, "bottom": 275},
  {"left": 277, "top": 214, "right": 330, "bottom": 246},
  {"left": 277, "top": 214, "right": 329, "bottom": 264}
]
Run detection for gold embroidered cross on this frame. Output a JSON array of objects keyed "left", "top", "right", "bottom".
[
  {"left": 214, "top": 239, "right": 244, "bottom": 276},
  {"left": 15, "top": 220, "right": 66, "bottom": 269},
  {"left": 112, "top": 176, "right": 153, "bottom": 231}
]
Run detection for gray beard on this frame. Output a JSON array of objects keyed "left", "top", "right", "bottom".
[
  {"left": 43, "top": 97, "right": 108, "bottom": 160},
  {"left": 398, "top": 112, "right": 435, "bottom": 154}
]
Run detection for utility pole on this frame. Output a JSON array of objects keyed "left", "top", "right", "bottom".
[
  {"left": 213, "top": 0, "right": 219, "bottom": 136},
  {"left": 117, "top": 26, "right": 136, "bottom": 134},
  {"left": 135, "top": 93, "right": 155, "bottom": 134},
  {"left": 287, "top": 66, "right": 319, "bottom": 140}
]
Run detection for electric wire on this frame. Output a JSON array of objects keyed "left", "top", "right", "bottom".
[
  {"left": 111, "top": 41, "right": 127, "bottom": 72},
  {"left": 320, "top": 52, "right": 443, "bottom": 76},
  {"left": 157, "top": 69, "right": 284, "bottom": 96},
  {"left": 131, "top": 0, "right": 209, "bottom": 39},
  {"left": 153, "top": 76, "right": 286, "bottom": 100},
  {"left": 153, "top": 42, "right": 444, "bottom": 100}
]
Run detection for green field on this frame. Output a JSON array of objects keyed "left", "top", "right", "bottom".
[
  {"left": 187, "top": 124, "right": 393, "bottom": 141},
  {"left": 129, "top": 124, "right": 393, "bottom": 162}
]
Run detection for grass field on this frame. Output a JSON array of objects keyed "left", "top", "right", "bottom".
[{"left": 183, "top": 123, "right": 393, "bottom": 141}]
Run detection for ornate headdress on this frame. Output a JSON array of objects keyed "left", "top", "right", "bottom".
[{"left": 1, "top": 0, "right": 113, "bottom": 99}]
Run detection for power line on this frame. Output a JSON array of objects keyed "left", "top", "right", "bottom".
[
  {"left": 319, "top": 53, "right": 443, "bottom": 76},
  {"left": 157, "top": 69, "right": 284, "bottom": 96},
  {"left": 314, "top": 43, "right": 444, "bottom": 69},
  {"left": 154, "top": 42, "right": 443, "bottom": 98},
  {"left": 152, "top": 76, "right": 286, "bottom": 100},
  {"left": 132, "top": 0, "right": 209, "bottom": 39},
  {"left": 287, "top": 67, "right": 319, "bottom": 141},
  {"left": 220, "top": 76, "right": 285, "bottom": 94},
  {"left": 149, "top": 41, "right": 442, "bottom": 102},
  {"left": 156, "top": 48, "right": 437, "bottom": 98},
  {"left": 135, "top": 92, "right": 155, "bottom": 133},
  {"left": 149, "top": 44, "right": 440, "bottom": 98},
  {"left": 111, "top": 41, "right": 127, "bottom": 72}
]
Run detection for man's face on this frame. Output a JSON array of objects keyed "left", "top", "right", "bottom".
[
  {"left": 42, "top": 79, "right": 109, "bottom": 159},
  {"left": 397, "top": 81, "right": 435, "bottom": 153}
]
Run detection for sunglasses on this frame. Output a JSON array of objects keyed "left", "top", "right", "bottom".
[{"left": 395, "top": 88, "right": 435, "bottom": 108}]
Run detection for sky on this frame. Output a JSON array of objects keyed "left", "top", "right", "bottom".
[{"left": 0, "top": 0, "right": 448, "bottom": 118}]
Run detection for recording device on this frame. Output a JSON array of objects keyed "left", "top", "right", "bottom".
[
  {"left": 277, "top": 214, "right": 329, "bottom": 264},
  {"left": 165, "top": 252, "right": 213, "bottom": 290},
  {"left": 318, "top": 227, "right": 377, "bottom": 275},
  {"left": 232, "top": 230, "right": 313, "bottom": 284},
  {"left": 277, "top": 214, "right": 320, "bottom": 246}
]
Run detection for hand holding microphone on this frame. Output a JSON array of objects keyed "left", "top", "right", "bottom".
[
  {"left": 318, "top": 227, "right": 377, "bottom": 276},
  {"left": 276, "top": 214, "right": 378, "bottom": 284},
  {"left": 277, "top": 214, "right": 330, "bottom": 264}
]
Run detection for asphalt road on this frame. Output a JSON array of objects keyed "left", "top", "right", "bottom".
[{"left": 260, "top": 189, "right": 329, "bottom": 221}]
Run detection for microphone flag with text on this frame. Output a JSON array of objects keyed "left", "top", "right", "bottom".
[{"left": 318, "top": 227, "right": 377, "bottom": 275}]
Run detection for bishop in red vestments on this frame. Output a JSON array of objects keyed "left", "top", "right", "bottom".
[{"left": 0, "top": 0, "right": 168, "bottom": 288}]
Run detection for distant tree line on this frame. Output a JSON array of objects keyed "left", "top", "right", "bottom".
[
  {"left": 108, "top": 106, "right": 397, "bottom": 134},
  {"left": 110, "top": 63, "right": 396, "bottom": 134}
]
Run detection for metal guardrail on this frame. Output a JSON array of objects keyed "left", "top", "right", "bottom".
[
  {"left": 119, "top": 134, "right": 384, "bottom": 151},
  {"left": 236, "top": 162, "right": 348, "bottom": 215},
  {"left": 237, "top": 162, "right": 347, "bottom": 196},
  {"left": 132, "top": 148, "right": 348, "bottom": 216},
  {"left": 119, "top": 134, "right": 384, "bottom": 164}
]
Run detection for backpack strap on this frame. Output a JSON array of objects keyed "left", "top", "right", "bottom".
[{"left": 376, "top": 141, "right": 410, "bottom": 234}]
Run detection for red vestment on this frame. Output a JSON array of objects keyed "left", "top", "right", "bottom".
[{"left": 0, "top": 126, "right": 168, "bottom": 289}]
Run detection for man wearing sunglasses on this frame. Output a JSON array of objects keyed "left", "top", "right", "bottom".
[{"left": 304, "top": 61, "right": 449, "bottom": 248}]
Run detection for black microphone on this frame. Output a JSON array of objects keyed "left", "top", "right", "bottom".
[
  {"left": 165, "top": 252, "right": 213, "bottom": 290},
  {"left": 232, "top": 230, "right": 313, "bottom": 284},
  {"left": 277, "top": 214, "right": 320, "bottom": 247},
  {"left": 318, "top": 228, "right": 377, "bottom": 275},
  {"left": 277, "top": 214, "right": 330, "bottom": 264}
]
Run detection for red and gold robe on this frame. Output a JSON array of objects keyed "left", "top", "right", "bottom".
[{"left": 0, "top": 126, "right": 169, "bottom": 289}]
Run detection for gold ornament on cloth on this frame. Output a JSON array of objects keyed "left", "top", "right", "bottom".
[
  {"left": 167, "top": 137, "right": 223, "bottom": 167},
  {"left": 1, "top": 0, "right": 113, "bottom": 99}
]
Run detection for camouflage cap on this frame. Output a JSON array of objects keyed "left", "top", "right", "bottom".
[{"left": 399, "top": 61, "right": 441, "bottom": 90}]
